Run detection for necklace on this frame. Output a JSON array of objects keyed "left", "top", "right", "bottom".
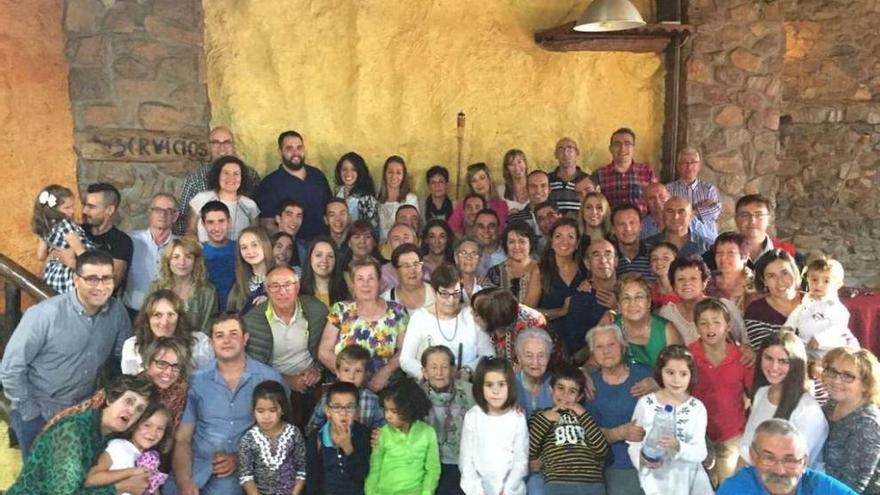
[{"left": 435, "top": 309, "right": 460, "bottom": 343}]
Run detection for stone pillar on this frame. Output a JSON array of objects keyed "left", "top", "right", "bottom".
[
  {"left": 685, "top": 0, "right": 785, "bottom": 229},
  {"left": 65, "top": 0, "right": 210, "bottom": 230}
]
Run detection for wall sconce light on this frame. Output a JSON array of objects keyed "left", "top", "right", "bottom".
[{"left": 573, "top": 0, "right": 646, "bottom": 32}]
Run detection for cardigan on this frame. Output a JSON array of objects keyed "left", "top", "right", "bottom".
[{"left": 243, "top": 295, "right": 328, "bottom": 368}]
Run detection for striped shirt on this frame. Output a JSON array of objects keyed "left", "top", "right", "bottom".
[
  {"left": 506, "top": 204, "right": 542, "bottom": 236},
  {"left": 592, "top": 162, "right": 658, "bottom": 215},
  {"left": 744, "top": 297, "right": 790, "bottom": 350},
  {"left": 666, "top": 179, "right": 721, "bottom": 237},
  {"left": 616, "top": 241, "right": 655, "bottom": 281},
  {"left": 548, "top": 166, "right": 589, "bottom": 214},
  {"left": 528, "top": 408, "right": 609, "bottom": 484}
]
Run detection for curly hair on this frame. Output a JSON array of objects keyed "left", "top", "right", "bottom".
[
  {"left": 380, "top": 377, "right": 432, "bottom": 423},
  {"left": 207, "top": 155, "right": 251, "bottom": 195},
  {"left": 154, "top": 237, "right": 211, "bottom": 291}
]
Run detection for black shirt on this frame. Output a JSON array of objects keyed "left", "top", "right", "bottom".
[{"left": 83, "top": 225, "right": 134, "bottom": 264}]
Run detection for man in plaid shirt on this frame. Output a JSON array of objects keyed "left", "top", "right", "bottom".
[{"left": 592, "top": 128, "right": 658, "bottom": 215}]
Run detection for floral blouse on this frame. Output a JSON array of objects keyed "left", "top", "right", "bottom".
[{"left": 329, "top": 300, "right": 409, "bottom": 373}]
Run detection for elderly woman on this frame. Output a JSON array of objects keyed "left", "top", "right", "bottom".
[
  {"left": 318, "top": 257, "right": 409, "bottom": 392},
  {"left": 744, "top": 249, "right": 804, "bottom": 351},
  {"left": 822, "top": 347, "right": 880, "bottom": 493},
  {"left": 399, "top": 263, "right": 494, "bottom": 380},
  {"left": 584, "top": 324, "right": 653, "bottom": 495},
  {"left": 44, "top": 336, "right": 192, "bottom": 431},
  {"left": 707, "top": 231, "right": 756, "bottom": 311},
  {"left": 186, "top": 155, "right": 259, "bottom": 242},
  {"left": 8, "top": 375, "right": 157, "bottom": 495},
  {"left": 454, "top": 236, "right": 484, "bottom": 302},
  {"left": 149, "top": 237, "right": 218, "bottom": 334},
  {"left": 485, "top": 220, "right": 536, "bottom": 302},
  {"left": 658, "top": 255, "right": 747, "bottom": 351},
  {"left": 121, "top": 289, "right": 213, "bottom": 375},
  {"left": 381, "top": 243, "right": 435, "bottom": 311}
]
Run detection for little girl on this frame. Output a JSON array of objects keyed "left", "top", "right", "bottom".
[
  {"left": 238, "top": 380, "right": 306, "bottom": 495},
  {"left": 335, "top": 151, "right": 379, "bottom": 226},
  {"left": 421, "top": 346, "right": 476, "bottom": 495},
  {"left": 32, "top": 185, "right": 95, "bottom": 293},
  {"left": 226, "top": 226, "right": 275, "bottom": 314},
  {"left": 366, "top": 377, "right": 440, "bottom": 495},
  {"left": 84, "top": 405, "right": 172, "bottom": 495},
  {"left": 785, "top": 258, "right": 857, "bottom": 357},
  {"left": 627, "top": 345, "right": 713, "bottom": 495},
  {"left": 689, "top": 298, "right": 754, "bottom": 486},
  {"left": 460, "top": 357, "right": 528, "bottom": 495}
]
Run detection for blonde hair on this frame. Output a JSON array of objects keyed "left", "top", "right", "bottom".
[
  {"left": 465, "top": 162, "right": 500, "bottom": 201},
  {"left": 804, "top": 257, "right": 845, "bottom": 286},
  {"left": 577, "top": 191, "right": 612, "bottom": 237},
  {"left": 227, "top": 227, "right": 275, "bottom": 312},
  {"left": 154, "top": 237, "right": 210, "bottom": 291},
  {"left": 823, "top": 347, "right": 880, "bottom": 406}
]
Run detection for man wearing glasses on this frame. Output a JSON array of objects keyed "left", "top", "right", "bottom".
[
  {"left": 718, "top": 418, "right": 857, "bottom": 494},
  {"left": 1, "top": 250, "right": 132, "bottom": 460},
  {"left": 242, "top": 266, "right": 328, "bottom": 427},
  {"left": 123, "top": 192, "right": 179, "bottom": 317}
]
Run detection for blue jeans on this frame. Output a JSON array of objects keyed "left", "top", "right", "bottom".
[
  {"left": 527, "top": 471, "right": 545, "bottom": 495},
  {"left": 9, "top": 410, "right": 46, "bottom": 460},
  {"left": 604, "top": 468, "right": 644, "bottom": 495},
  {"left": 544, "top": 481, "right": 606, "bottom": 495}
]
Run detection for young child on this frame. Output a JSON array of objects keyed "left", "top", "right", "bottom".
[
  {"left": 365, "top": 377, "right": 440, "bottom": 495},
  {"left": 689, "top": 298, "right": 754, "bottom": 486},
  {"left": 32, "top": 184, "right": 95, "bottom": 293},
  {"left": 420, "top": 346, "right": 476, "bottom": 495},
  {"left": 305, "top": 381, "right": 373, "bottom": 495},
  {"left": 84, "top": 404, "right": 173, "bottom": 495},
  {"left": 424, "top": 165, "right": 453, "bottom": 222},
  {"left": 307, "top": 345, "right": 386, "bottom": 436},
  {"left": 528, "top": 364, "right": 609, "bottom": 495},
  {"left": 785, "top": 258, "right": 857, "bottom": 357},
  {"left": 200, "top": 201, "right": 237, "bottom": 312},
  {"left": 460, "top": 357, "right": 529, "bottom": 495},
  {"left": 335, "top": 151, "right": 379, "bottom": 226},
  {"left": 238, "top": 380, "right": 306, "bottom": 495},
  {"left": 627, "top": 345, "right": 713, "bottom": 494}
]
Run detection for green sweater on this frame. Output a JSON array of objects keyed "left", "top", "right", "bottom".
[
  {"left": 242, "top": 295, "right": 328, "bottom": 367},
  {"left": 365, "top": 420, "right": 441, "bottom": 495}
]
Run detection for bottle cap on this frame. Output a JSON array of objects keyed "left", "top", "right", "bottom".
[{"left": 664, "top": 404, "right": 674, "bottom": 412}]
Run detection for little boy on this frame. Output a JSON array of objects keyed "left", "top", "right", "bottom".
[
  {"left": 306, "top": 345, "right": 385, "bottom": 436},
  {"left": 424, "top": 166, "right": 453, "bottom": 222},
  {"left": 529, "top": 365, "right": 609, "bottom": 495},
  {"left": 305, "top": 381, "right": 372, "bottom": 495},
  {"left": 200, "top": 201, "right": 236, "bottom": 312},
  {"left": 785, "top": 258, "right": 857, "bottom": 357}
]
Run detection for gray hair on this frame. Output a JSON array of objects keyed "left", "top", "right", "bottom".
[
  {"left": 677, "top": 146, "right": 701, "bottom": 162},
  {"left": 585, "top": 324, "right": 627, "bottom": 351},
  {"left": 151, "top": 191, "right": 179, "bottom": 208},
  {"left": 454, "top": 235, "right": 483, "bottom": 255},
  {"left": 751, "top": 419, "right": 807, "bottom": 451},
  {"left": 515, "top": 327, "right": 553, "bottom": 357}
]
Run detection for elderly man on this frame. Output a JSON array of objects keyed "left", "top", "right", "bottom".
[
  {"left": 174, "top": 126, "right": 261, "bottom": 235},
  {"left": 508, "top": 170, "right": 551, "bottom": 236},
  {"left": 514, "top": 327, "right": 555, "bottom": 495},
  {"left": 592, "top": 128, "right": 658, "bottom": 215},
  {"left": 0, "top": 250, "right": 131, "bottom": 459},
  {"left": 548, "top": 137, "right": 590, "bottom": 215},
  {"left": 474, "top": 209, "right": 506, "bottom": 277},
  {"left": 257, "top": 130, "right": 332, "bottom": 242},
  {"left": 645, "top": 196, "right": 713, "bottom": 257},
  {"left": 123, "top": 192, "right": 179, "bottom": 315},
  {"left": 81, "top": 182, "right": 132, "bottom": 290},
  {"left": 640, "top": 182, "right": 715, "bottom": 241},
  {"left": 666, "top": 147, "right": 721, "bottom": 237},
  {"left": 243, "top": 266, "right": 327, "bottom": 427},
  {"left": 718, "top": 419, "right": 857, "bottom": 495},
  {"left": 566, "top": 239, "right": 618, "bottom": 362},
  {"left": 168, "top": 314, "right": 286, "bottom": 495},
  {"left": 612, "top": 204, "right": 653, "bottom": 281},
  {"left": 584, "top": 324, "right": 652, "bottom": 495}
]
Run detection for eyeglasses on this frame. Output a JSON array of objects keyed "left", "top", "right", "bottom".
[
  {"left": 823, "top": 367, "right": 858, "bottom": 384},
  {"left": 457, "top": 251, "right": 480, "bottom": 259},
  {"left": 77, "top": 274, "right": 114, "bottom": 287},
  {"left": 209, "top": 139, "right": 234, "bottom": 146},
  {"left": 267, "top": 281, "right": 299, "bottom": 293},
  {"left": 151, "top": 359, "right": 181, "bottom": 374},
  {"left": 398, "top": 261, "right": 423, "bottom": 271},
  {"left": 437, "top": 290, "right": 463, "bottom": 300},
  {"left": 754, "top": 452, "right": 805, "bottom": 470},
  {"left": 735, "top": 212, "right": 769, "bottom": 221},
  {"left": 149, "top": 207, "right": 179, "bottom": 216},
  {"left": 620, "top": 294, "right": 648, "bottom": 305},
  {"left": 327, "top": 404, "right": 357, "bottom": 413}
]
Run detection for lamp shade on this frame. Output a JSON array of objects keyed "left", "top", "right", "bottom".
[{"left": 573, "top": 0, "right": 646, "bottom": 32}]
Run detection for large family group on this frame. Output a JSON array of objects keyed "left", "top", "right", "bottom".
[{"left": 0, "top": 126, "right": 876, "bottom": 495}]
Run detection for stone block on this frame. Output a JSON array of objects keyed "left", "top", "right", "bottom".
[
  {"left": 703, "top": 84, "right": 730, "bottom": 105},
  {"left": 144, "top": 15, "right": 202, "bottom": 46},
  {"left": 138, "top": 102, "right": 190, "bottom": 130},
  {"left": 753, "top": 34, "right": 783, "bottom": 58},
  {"left": 728, "top": 3, "right": 759, "bottom": 23},
  {"left": 755, "top": 153, "right": 780, "bottom": 176},
  {"left": 80, "top": 104, "right": 120, "bottom": 127},
  {"left": 717, "top": 25, "right": 751, "bottom": 48},
  {"left": 71, "top": 35, "right": 105, "bottom": 66},
  {"left": 168, "top": 83, "right": 208, "bottom": 105},
  {"left": 717, "top": 173, "right": 747, "bottom": 195},
  {"left": 66, "top": 0, "right": 105, "bottom": 33},
  {"left": 706, "top": 150, "right": 745, "bottom": 174},
  {"left": 764, "top": 109, "right": 780, "bottom": 130},
  {"left": 739, "top": 90, "right": 766, "bottom": 112},
  {"left": 730, "top": 48, "right": 763, "bottom": 73},
  {"left": 115, "top": 78, "right": 170, "bottom": 101},
  {"left": 716, "top": 65, "right": 746, "bottom": 87},
  {"left": 153, "top": 0, "right": 198, "bottom": 28},
  {"left": 113, "top": 54, "right": 154, "bottom": 79},
  {"left": 118, "top": 39, "right": 172, "bottom": 62},
  {"left": 102, "top": 8, "right": 140, "bottom": 33},
  {"left": 70, "top": 67, "right": 111, "bottom": 101},
  {"left": 714, "top": 105, "right": 744, "bottom": 127},
  {"left": 156, "top": 56, "right": 199, "bottom": 83},
  {"left": 687, "top": 59, "right": 714, "bottom": 84}
]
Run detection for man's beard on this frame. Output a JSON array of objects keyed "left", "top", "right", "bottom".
[
  {"left": 282, "top": 156, "right": 304, "bottom": 171},
  {"left": 758, "top": 471, "right": 799, "bottom": 492}
]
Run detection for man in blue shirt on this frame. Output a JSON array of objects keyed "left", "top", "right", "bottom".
[
  {"left": 256, "top": 130, "right": 332, "bottom": 243},
  {"left": 167, "top": 314, "right": 287, "bottom": 495},
  {"left": 718, "top": 419, "right": 857, "bottom": 495}
]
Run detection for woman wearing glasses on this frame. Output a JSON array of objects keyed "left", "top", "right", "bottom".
[
  {"left": 399, "top": 263, "right": 494, "bottom": 380},
  {"left": 822, "top": 347, "right": 880, "bottom": 493},
  {"left": 120, "top": 289, "right": 214, "bottom": 375},
  {"left": 381, "top": 243, "right": 435, "bottom": 312},
  {"left": 454, "top": 236, "right": 484, "bottom": 303}
]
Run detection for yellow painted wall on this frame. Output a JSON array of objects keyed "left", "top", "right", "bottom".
[{"left": 204, "top": 0, "right": 664, "bottom": 196}]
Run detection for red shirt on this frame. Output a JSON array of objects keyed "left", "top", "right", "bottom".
[
  {"left": 689, "top": 340, "right": 754, "bottom": 442},
  {"left": 593, "top": 162, "right": 658, "bottom": 215}
]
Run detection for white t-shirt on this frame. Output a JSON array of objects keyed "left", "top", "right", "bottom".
[
  {"left": 377, "top": 193, "right": 419, "bottom": 241},
  {"left": 105, "top": 438, "right": 141, "bottom": 495},
  {"left": 460, "top": 406, "right": 529, "bottom": 495},
  {"left": 121, "top": 332, "right": 214, "bottom": 375},
  {"left": 189, "top": 190, "right": 259, "bottom": 242},
  {"left": 399, "top": 306, "right": 495, "bottom": 378}
]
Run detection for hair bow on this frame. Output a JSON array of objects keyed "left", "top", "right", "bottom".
[{"left": 38, "top": 190, "right": 58, "bottom": 208}]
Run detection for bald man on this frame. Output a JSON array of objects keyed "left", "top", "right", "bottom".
[
  {"left": 645, "top": 196, "right": 713, "bottom": 257},
  {"left": 174, "top": 127, "right": 262, "bottom": 235},
  {"left": 548, "top": 137, "right": 591, "bottom": 214},
  {"left": 641, "top": 182, "right": 715, "bottom": 241}
]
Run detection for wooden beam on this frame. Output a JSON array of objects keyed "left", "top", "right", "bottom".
[{"left": 534, "top": 21, "right": 692, "bottom": 54}]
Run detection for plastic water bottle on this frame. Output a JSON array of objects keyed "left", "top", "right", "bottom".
[{"left": 641, "top": 404, "right": 676, "bottom": 464}]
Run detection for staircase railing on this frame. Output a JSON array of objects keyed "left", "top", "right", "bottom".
[{"left": 0, "top": 253, "right": 56, "bottom": 351}]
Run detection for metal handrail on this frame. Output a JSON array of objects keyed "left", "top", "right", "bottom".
[{"left": 0, "top": 253, "right": 56, "bottom": 302}]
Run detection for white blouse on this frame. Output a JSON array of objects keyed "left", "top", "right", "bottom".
[
  {"left": 189, "top": 190, "right": 259, "bottom": 242},
  {"left": 460, "top": 406, "right": 529, "bottom": 495},
  {"left": 399, "top": 307, "right": 495, "bottom": 378},
  {"left": 377, "top": 192, "right": 419, "bottom": 241},
  {"left": 120, "top": 332, "right": 214, "bottom": 376}
]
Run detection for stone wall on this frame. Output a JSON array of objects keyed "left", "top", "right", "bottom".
[
  {"left": 776, "top": 0, "right": 880, "bottom": 286},
  {"left": 65, "top": 0, "right": 210, "bottom": 230}
]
